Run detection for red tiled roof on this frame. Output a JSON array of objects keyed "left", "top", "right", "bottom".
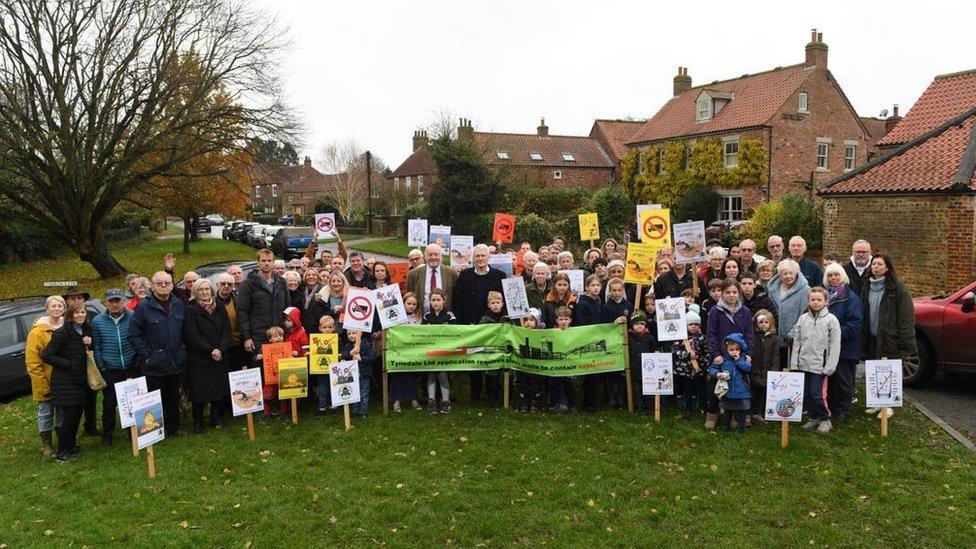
[
  {"left": 628, "top": 64, "right": 814, "bottom": 144},
  {"left": 474, "top": 132, "right": 613, "bottom": 168},
  {"left": 249, "top": 163, "right": 328, "bottom": 190},
  {"left": 878, "top": 69, "right": 976, "bottom": 146},
  {"left": 391, "top": 145, "right": 436, "bottom": 178},
  {"left": 589, "top": 119, "right": 645, "bottom": 161},
  {"left": 820, "top": 110, "right": 976, "bottom": 195}
]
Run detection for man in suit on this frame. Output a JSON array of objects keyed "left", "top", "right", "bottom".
[{"left": 406, "top": 243, "right": 458, "bottom": 314}]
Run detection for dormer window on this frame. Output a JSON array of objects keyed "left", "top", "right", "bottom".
[
  {"left": 496, "top": 151, "right": 509, "bottom": 159},
  {"left": 696, "top": 89, "right": 733, "bottom": 122},
  {"left": 529, "top": 152, "right": 543, "bottom": 161},
  {"left": 697, "top": 98, "right": 712, "bottom": 121}
]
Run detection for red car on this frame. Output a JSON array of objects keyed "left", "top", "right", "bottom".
[{"left": 911, "top": 281, "right": 976, "bottom": 387}]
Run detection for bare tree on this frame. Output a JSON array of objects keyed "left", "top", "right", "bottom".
[
  {"left": 319, "top": 140, "right": 367, "bottom": 223},
  {"left": 0, "top": 0, "right": 298, "bottom": 276}
]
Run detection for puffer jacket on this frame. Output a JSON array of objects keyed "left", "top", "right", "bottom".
[
  {"left": 750, "top": 331, "right": 780, "bottom": 387},
  {"left": 767, "top": 273, "right": 811, "bottom": 346},
  {"left": 706, "top": 300, "right": 755, "bottom": 360},
  {"left": 90, "top": 309, "right": 136, "bottom": 371},
  {"left": 236, "top": 270, "right": 289, "bottom": 345},
  {"left": 42, "top": 322, "right": 91, "bottom": 406},
  {"left": 708, "top": 333, "right": 752, "bottom": 400},
  {"left": 827, "top": 284, "right": 863, "bottom": 361},
  {"left": 789, "top": 307, "right": 841, "bottom": 376},
  {"left": 129, "top": 294, "right": 187, "bottom": 377},
  {"left": 25, "top": 317, "right": 58, "bottom": 401},
  {"left": 283, "top": 307, "right": 309, "bottom": 357}
]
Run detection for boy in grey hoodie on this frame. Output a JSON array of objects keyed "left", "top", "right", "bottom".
[{"left": 789, "top": 287, "right": 841, "bottom": 433}]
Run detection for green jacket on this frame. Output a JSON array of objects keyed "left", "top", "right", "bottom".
[{"left": 861, "top": 278, "right": 916, "bottom": 359}]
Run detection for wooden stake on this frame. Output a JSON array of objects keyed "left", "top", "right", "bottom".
[
  {"left": 635, "top": 283, "right": 643, "bottom": 303},
  {"left": 130, "top": 426, "right": 139, "bottom": 457},
  {"left": 343, "top": 404, "right": 351, "bottom": 431},
  {"left": 589, "top": 239, "right": 594, "bottom": 250},
  {"left": 623, "top": 324, "right": 633, "bottom": 413},
  {"left": 246, "top": 413, "right": 255, "bottom": 441},
  {"left": 652, "top": 395, "right": 660, "bottom": 422},
  {"left": 503, "top": 371, "right": 510, "bottom": 410},
  {"left": 291, "top": 398, "right": 298, "bottom": 424},
  {"left": 147, "top": 445, "right": 156, "bottom": 478},
  {"left": 781, "top": 421, "right": 789, "bottom": 448},
  {"left": 881, "top": 407, "right": 889, "bottom": 437}
]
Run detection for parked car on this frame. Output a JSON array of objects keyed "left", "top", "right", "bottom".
[
  {"left": 205, "top": 214, "right": 225, "bottom": 225},
  {"left": 244, "top": 224, "right": 268, "bottom": 248},
  {"left": 271, "top": 226, "right": 314, "bottom": 260},
  {"left": 194, "top": 216, "right": 211, "bottom": 233},
  {"left": 229, "top": 222, "right": 257, "bottom": 242},
  {"left": 262, "top": 226, "right": 282, "bottom": 248},
  {"left": 179, "top": 260, "right": 258, "bottom": 289},
  {"left": 704, "top": 220, "right": 748, "bottom": 245},
  {"left": 911, "top": 280, "right": 976, "bottom": 387},
  {"left": 278, "top": 215, "right": 294, "bottom": 226},
  {"left": 0, "top": 297, "right": 105, "bottom": 402}
]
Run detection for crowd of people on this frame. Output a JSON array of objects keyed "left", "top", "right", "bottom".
[{"left": 23, "top": 230, "right": 917, "bottom": 461}]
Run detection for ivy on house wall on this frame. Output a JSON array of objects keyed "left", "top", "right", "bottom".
[{"left": 621, "top": 137, "right": 768, "bottom": 207}]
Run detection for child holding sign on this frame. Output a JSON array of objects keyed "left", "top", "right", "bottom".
[
  {"left": 257, "top": 327, "right": 286, "bottom": 419},
  {"left": 340, "top": 330, "right": 373, "bottom": 418},
  {"left": 789, "top": 288, "right": 841, "bottom": 434},
  {"left": 708, "top": 334, "right": 752, "bottom": 434},
  {"left": 627, "top": 311, "right": 656, "bottom": 413},
  {"left": 670, "top": 311, "right": 709, "bottom": 421},
  {"left": 282, "top": 307, "right": 309, "bottom": 418},
  {"left": 314, "top": 315, "right": 338, "bottom": 414},
  {"left": 574, "top": 275, "right": 605, "bottom": 414}
]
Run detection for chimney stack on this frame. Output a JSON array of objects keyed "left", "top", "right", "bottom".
[
  {"left": 673, "top": 67, "right": 692, "bottom": 96},
  {"left": 457, "top": 118, "right": 474, "bottom": 143},
  {"left": 303, "top": 155, "right": 311, "bottom": 167},
  {"left": 412, "top": 130, "right": 428, "bottom": 152},
  {"left": 885, "top": 104, "right": 903, "bottom": 134},
  {"left": 804, "top": 29, "right": 828, "bottom": 69},
  {"left": 537, "top": 117, "right": 549, "bottom": 137}
]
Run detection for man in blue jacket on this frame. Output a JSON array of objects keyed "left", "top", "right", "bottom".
[
  {"left": 129, "top": 272, "right": 187, "bottom": 436},
  {"left": 789, "top": 236, "right": 824, "bottom": 289},
  {"left": 91, "top": 288, "right": 137, "bottom": 446}
]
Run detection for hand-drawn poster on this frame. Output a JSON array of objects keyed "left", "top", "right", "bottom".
[
  {"left": 865, "top": 359, "right": 904, "bottom": 408},
  {"left": 343, "top": 287, "right": 376, "bottom": 332},
  {"left": 308, "top": 333, "right": 339, "bottom": 374},
  {"left": 765, "top": 371, "right": 805, "bottom": 422},
  {"left": 493, "top": 213, "right": 516, "bottom": 244},
  {"left": 314, "top": 213, "right": 338, "bottom": 241},
  {"left": 672, "top": 220, "right": 706, "bottom": 265},
  {"left": 330, "top": 360, "right": 361, "bottom": 407},
  {"left": 407, "top": 219, "right": 428, "bottom": 247},
  {"left": 228, "top": 369, "right": 264, "bottom": 416},
  {"left": 639, "top": 208, "right": 672, "bottom": 248},
  {"left": 641, "top": 353, "right": 674, "bottom": 396},
  {"left": 131, "top": 390, "right": 165, "bottom": 450},
  {"left": 373, "top": 284, "right": 408, "bottom": 329},
  {"left": 624, "top": 242, "right": 659, "bottom": 285},
  {"left": 558, "top": 269, "right": 585, "bottom": 296},
  {"left": 450, "top": 235, "right": 474, "bottom": 269},
  {"left": 502, "top": 276, "right": 530, "bottom": 319},
  {"left": 489, "top": 253, "right": 514, "bottom": 277},
  {"left": 578, "top": 212, "right": 600, "bottom": 241},
  {"left": 429, "top": 225, "right": 451, "bottom": 252},
  {"left": 261, "top": 342, "right": 293, "bottom": 385},
  {"left": 278, "top": 357, "right": 309, "bottom": 399},
  {"left": 114, "top": 376, "right": 148, "bottom": 429},
  {"left": 655, "top": 297, "right": 688, "bottom": 341}
]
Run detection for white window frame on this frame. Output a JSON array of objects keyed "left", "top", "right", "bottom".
[
  {"left": 561, "top": 153, "right": 575, "bottom": 162},
  {"left": 496, "top": 151, "right": 509, "bottom": 159},
  {"left": 844, "top": 145, "right": 856, "bottom": 171},
  {"left": 657, "top": 149, "right": 666, "bottom": 175},
  {"left": 798, "top": 92, "right": 809, "bottom": 113},
  {"left": 271, "top": 184, "right": 277, "bottom": 198},
  {"left": 697, "top": 98, "right": 712, "bottom": 121},
  {"left": 718, "top": 191, "right": 743, "bottom": 222},
  {"left": 817, "top": 142, "right": 829, "bottom": 171},
  {"left": 529, "top": 152, "right": 542, "bottom": 161},
  {"left": 553, "top": 170, "right": 562, "bottom": 180},
  {"left": 254, "top": 186, "right": 261, "bottom": 199},
  {"left": 417, "top": 175, "right": 424, "bottom": 198},
  {"left": 723, "top": 140, "right": 739, "bottom": 168}
]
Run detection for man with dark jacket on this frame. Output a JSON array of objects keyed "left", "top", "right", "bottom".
[
  {"left": 237, "top": 248, "right": 289, "bottom": 354},
  {"left": 453, "top": 244, "right": 505, "bottom": 401},
  {"left": 740, "top": 272, "right": 777, "bottom": 323},
  {"left": 788, "top": 236, "right": 824, "bottom": 288},
  {"left": 91, "top": 288, "right": 137, "bottom": 446},
  {"left": 129, "top": 271, "right": 187, "bottom": 436},
  {"left": 842, "top": 239, "right": 872, "bottom": 297}
]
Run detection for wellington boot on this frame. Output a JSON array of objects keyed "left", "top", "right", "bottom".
[
  {"left": 704, "top": 413, "right": 719, "bottom": 430},
  {"left": 40, "top": 431, "right": 54, "bottom": 457}
]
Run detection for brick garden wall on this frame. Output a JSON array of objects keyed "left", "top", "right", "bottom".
[{"left": 823, "top": 194, "right": 976, "bottom": 295}]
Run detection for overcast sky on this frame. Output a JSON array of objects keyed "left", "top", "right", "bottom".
[{"left": 250, "top": 0, "right": 974, "bottom": 171}]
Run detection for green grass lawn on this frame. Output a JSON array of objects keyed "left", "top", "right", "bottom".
[
  {"left": 350, "top": 237, "right": 412, "bottom": 259},
  {"left": 0, "top": 237, "right": 256, "bottom": 300},
  {"left": 1, "top": 385, "right": 973, "bottom": 546}
]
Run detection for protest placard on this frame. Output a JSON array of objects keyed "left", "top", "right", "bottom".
[
  {"left": 278, "top": 357, "right": 309, "bottom": 400},
  {"left": 330, "top": 360, "right": 361, "bottom": 407},
  {"left": 502, "top": 276, "right": 530, "bottom": 319},
  {"left": 429, "top": 224, "right": 451, "bottom": 251},
  {"left": 450, "top": 235, "right": 474, "bottom": 269},
  {"left": 641, "top": 353, "right": 674, "bottom": 396},
  {"left": 373, "top": 284, "right": 408, "bottom": 329},
  {"left": 114, "top": 376, "right": 148, "bottom": 429},
  {"left": 493, "top": 213, "right": 516, "bottom": 244},
  {"left": 489, "top": 253, "right": 514, "bottom": 277},
  {"left": 558, "top": 269, "right": 585, "bottom": 295},
  {"left": 228, "top": 368, "right": 264, "bottom": 416},
  {"left": 655, "top": 297, "right": 687, "bottom": 341},
  {"left": 672, "top": 220, "right": 706, "bottom": 264},
  {"left": 387, "top": 262, "right": 410, "bottom": 295},
  {"left": 407, "top": 219, "right": 428, "bottom": 246},
  {"left": 309, "top": 333, "right": 339, "bottom": 374},
  {"left": 765, "top": 371, "right": 805, "bottom": 422},
  {"left": 635, "top": 204, "right": 662, "bottom": 241},
  {"left": 314, "top": 213, "right": 338, "bottom": 241},
  {"left": 261, "top": 342, "right": 293, "bottom": 385},
  {"left": 624, "top": 242, "right": 659, "bottom": 285},
  {"left": 578, "top": 212, "right": 600, "bottom": 241},
  {"left": 639, "top": 208, "right": 672, "bottom": 247},
  {"left": 343, "top": 287, "right": 375, "bottom": 332},
  {"left": 864, "top": 359, "right": 904, "bottom": 408},
  {"left": 131, "top": 390, "right": 165, "bottom": 450}
]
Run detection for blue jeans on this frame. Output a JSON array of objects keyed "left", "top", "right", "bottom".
[
  {"left": 351, "top": 377, "right": 370, "bottom": 416},
  {"left": 804, "top": 372, "right": 830, "bottom": 421},
  {"left": 37, "top": 400, "right": 62, "bottom": 433},
  {"left": 315, "top": 375, "right": 331, "bottom": 411}
]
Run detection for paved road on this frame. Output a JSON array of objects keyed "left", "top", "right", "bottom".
[{"left": 906, "top": 372, "right": 976, "bottom": 441}]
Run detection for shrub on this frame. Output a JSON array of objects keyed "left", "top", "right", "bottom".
[
  {"left": 498, "top": 187, "right": 589, "bottom": 222},
  {"left": 672, "top": 186, "right": 721, "bottom": 225},
  {"left": 737, "top": 193, "right": 823, "bottom": 252},
  {"left": 400, "top": 201, "right": 430, "bottom": 234},
  {"left": 512, "top": 213, "right": 553, "bottom": 249},
  {"left": 582, "top": 184, "right": 636, "bottom": 242}
]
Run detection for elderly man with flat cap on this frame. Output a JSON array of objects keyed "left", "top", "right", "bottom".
[{"left": 90, "top": 288, "right": 137, "bottom": 446}]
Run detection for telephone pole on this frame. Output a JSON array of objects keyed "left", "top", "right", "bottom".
[{"left": 366, "top": 150, "right": 373, "bottom": 235}]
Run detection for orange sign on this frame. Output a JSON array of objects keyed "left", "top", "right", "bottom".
[
  {"left": 387, "top": 262, "right": 410, "bottom": 295},
  {"left": 493, "top": 213, "right": 516, "bottom": 244},
  {"left": 261, "top": 342, "right": 293, "bottom": 385}
]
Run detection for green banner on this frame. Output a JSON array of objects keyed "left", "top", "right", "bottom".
[{"left": 385, "top": 323, "right": 626, "bottom": 377}]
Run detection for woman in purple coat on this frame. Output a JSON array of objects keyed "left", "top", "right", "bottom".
[{"left": 703, "top": 278, "right": 754, "bottom": 429}]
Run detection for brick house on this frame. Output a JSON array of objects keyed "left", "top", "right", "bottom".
[
  {"left": 389, "top": 131, "right": 436, "bottom": 214},
  {"left": 589, "top": 118, "right": 646, "bottom": 176},
  {"left": 820, "top": 69, "right": 976, "bottom": 296},
  {"left": 250, "top": 156, "right": 325, "bottom": 215},
  {"left": 388, "top": 118, "right": 615, "bottom": 197},
  {"left": 627, "top": 30, "right": 872, "bottom": 220}
]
